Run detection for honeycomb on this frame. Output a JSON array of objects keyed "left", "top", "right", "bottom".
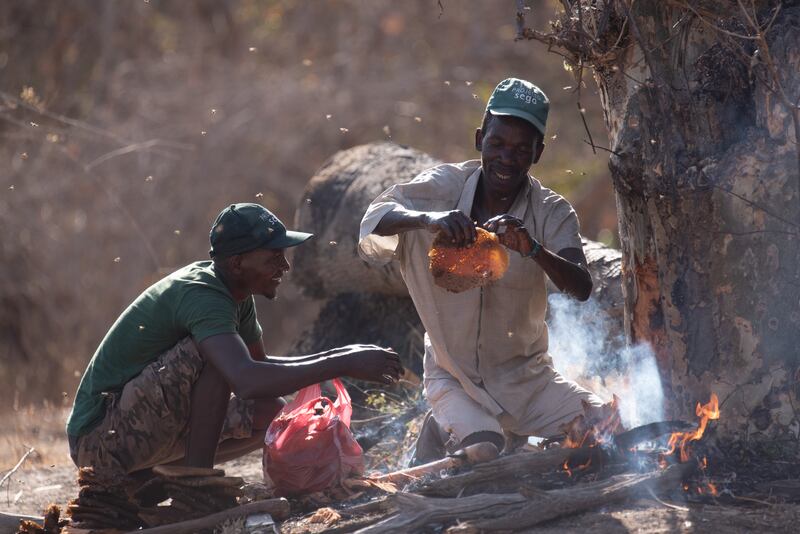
[{"left": 428, "top": 227, "right": 509, "bottom": 293}]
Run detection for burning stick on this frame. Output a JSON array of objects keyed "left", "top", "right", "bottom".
[
  {"left": 613, "top": 420, "right": 696, "bottom": 451},
  {"left": 370, "top": 442, "right": 499, "bottom": 486}
]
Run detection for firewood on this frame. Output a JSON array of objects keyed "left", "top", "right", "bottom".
[
  {"left": 134, "top": 498, "right": 290, "bottom": 534},
  {"left": 371, "top": 442, "right": 499, "bottom": 486},
  {"left": 356, "top": 492, "right": 528, "bottom": 533},
  {"left": 451, "top": 463, "right": 692, "bottom": 532},
  {"left": 355, "top": 463, "right": 690, "bottom": 533},
  {"left": 417, "top": 446, "right": 583, "bottom": 497}
]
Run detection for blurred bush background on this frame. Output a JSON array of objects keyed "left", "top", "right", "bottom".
[{"left": 0, "top": 0, "right": 616, "bottom": 408}]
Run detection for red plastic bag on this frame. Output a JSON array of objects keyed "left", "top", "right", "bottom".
[{"left": 263, "top": 378, "right": 364, "bottom": 496}]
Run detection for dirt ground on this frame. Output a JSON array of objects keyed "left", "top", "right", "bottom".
[{"left": 2, "top": 408, "right": 799, "bottom": 533}]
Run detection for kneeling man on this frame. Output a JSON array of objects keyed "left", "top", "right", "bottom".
[{"left": 359, "top": 78, "right": 602, "bottom": 463}]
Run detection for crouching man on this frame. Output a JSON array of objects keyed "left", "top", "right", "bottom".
[{"left": 67, "top": 203, "right": 402, "bottom": 477}]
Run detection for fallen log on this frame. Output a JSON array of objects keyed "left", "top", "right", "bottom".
[
  {"left": 416, "top": 446, "right": 582, "bottom": 497},
  {"left": 134, "top": 498, "right": 290, "bottom": 534},
  {"left": 355, "top": 463, "right": 690, "bottom": 534}
]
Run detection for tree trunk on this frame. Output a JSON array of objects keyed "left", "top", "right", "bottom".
[{"left": 523, "top": 1, "right": 800, "bottom": 446}]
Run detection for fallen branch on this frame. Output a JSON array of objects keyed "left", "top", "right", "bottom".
[
  {"left": 1, "top": 447, "right": 36, "bottom": 490},
  {"left": 134, "top": 498, "right": 290, "bottom": 534},
  {"left": 356, "top": 492, "right": 528, "bottom": 534},
  {"left": 371, "top": 442, "right": 498, "bottom": 487}
]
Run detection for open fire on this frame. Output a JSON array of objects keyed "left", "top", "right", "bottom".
[
  {"left": 559, "top": 393, "right": 721, "bottom": 481},
  {"left": 662, "top": 393, "right": 720, "bottom": 463}
]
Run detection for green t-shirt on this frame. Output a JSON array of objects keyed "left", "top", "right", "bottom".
[{"left": 66, "top": 261, "right": 263, "bottom": 436}]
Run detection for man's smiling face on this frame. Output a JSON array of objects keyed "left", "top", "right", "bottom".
[
  {"left": 238, "top": 247, "right": 290, "bottom": 300},
  {"left": 476, "top": 114, "right": 544, "bottom": 199}
]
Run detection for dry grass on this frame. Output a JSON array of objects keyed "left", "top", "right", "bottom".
[{"left": 0, "top": 404, "right": 73, "bottom": 470}]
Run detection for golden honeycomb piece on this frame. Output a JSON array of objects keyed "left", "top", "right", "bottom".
[{"left": 428, "top": 227, "right": 509, "bottom": 293}]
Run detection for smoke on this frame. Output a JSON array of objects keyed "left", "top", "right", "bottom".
[{"left": 547, "top": 293, "right": 665, "bottom": 428}]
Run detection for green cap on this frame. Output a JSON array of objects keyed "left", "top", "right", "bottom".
[
  {"left": 209, "top": 203, "right": 313, "bottom": 258},
  {"left": 485, "top": 78, "right": 549, "bottom": 136}
]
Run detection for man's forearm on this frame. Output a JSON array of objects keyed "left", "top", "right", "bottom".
[
  {"left": 373, "top": 208, "right": 429, "bottom": 236},
  {"left": 263, "top": 352, "right": 334, "bottom": 364},
  {"left": 236, "top": 353, "right": 349, "bottom": 399},
  {"left": 533, "top": 248, "right": 593, "bottom": 301}
]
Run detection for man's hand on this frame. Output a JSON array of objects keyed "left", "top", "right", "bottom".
[
  {"left": 337, "top": 344, "right": 404, "bottom": 385},
  {"left": 423, "top": 210, "right": 477, "bottom": 246},
  {"left": 484, "top": 214, "right": 536, "bottom": 256}
]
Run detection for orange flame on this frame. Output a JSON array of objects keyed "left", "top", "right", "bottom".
[
  {"left": 561, "top": 396, "right": 623, "bottom": 449},
  {"left": 665, "top": 393, "right": 720, "bottom": 463}
]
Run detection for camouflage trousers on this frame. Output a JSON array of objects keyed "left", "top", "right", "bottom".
[{"left": 68, "top": 338, "right": 254, "bottom": 476}]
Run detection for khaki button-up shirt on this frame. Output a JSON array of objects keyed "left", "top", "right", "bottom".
[{"left": 358, "top": 160, "right": 583, "bottom": 420}]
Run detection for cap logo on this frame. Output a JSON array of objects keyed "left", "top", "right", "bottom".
[
  {"left": 513, "top": 87, "right": 538, "bottom": 104},
  {"left": 259, "top": 212, "right": 279, "bottom": 226}
]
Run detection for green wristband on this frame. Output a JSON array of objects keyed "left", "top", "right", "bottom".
[{"left": 524, "top": 240, "right": 542, "bottom": 259}]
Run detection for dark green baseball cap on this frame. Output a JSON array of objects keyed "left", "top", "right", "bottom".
[
  {"left": 486, "top": 78, "right": 549, "bottom": 137},
  {"left": 209, "top": 203, "right": 313, "bottom": 258}
]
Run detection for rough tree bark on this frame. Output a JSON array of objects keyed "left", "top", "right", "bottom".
[
  {"left": 291, "top": 142, "right": 623, "bottom": 376},
  {"left": 519, "top": 1, "right": 800, "bottom": 447}
]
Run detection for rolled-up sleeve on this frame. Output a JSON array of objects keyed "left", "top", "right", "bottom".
[
  {"left": 358, "top": 164, "right": 471, "bottom": 265},
  {"left": 359, "top": 166, "right": 453, "bottom": 264},
  {"left": 358, "top": 184, "right": 413, "bottom": 265}
]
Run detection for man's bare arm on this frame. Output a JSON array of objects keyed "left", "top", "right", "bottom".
[
  {"left": 202, "top": 334, "right": 402, "bottom": 399},
  {"left": 374, "top": 208, "right": 477, "bottom": 245},
  {"left": 485, "top": 215, "right": 593, "bottom": 301},
  {"left": 535, "top": 247, "right": 593, "bottom": 301}
]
